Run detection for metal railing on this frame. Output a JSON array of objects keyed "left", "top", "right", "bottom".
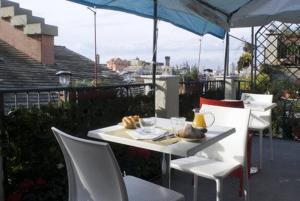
[
  {"left": 0, "top": 83, "right": 153, "bottom": 115},
  {"left": 0, "top": 80, "right": 226, "bottom": 115},
  {"left": 235, "top": 80, "right": 252, "bottom": 99},
  {"left": 179, "top": 80, "right": 225, "bottom": 96}
]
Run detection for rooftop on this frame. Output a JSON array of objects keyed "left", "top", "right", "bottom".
[{"left": 0, "top": 39, "right": 124, "bottom": 90}]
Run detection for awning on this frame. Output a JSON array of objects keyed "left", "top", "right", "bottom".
[
  {"left": 68, "top": 0, "right": 300, "bottom": 39},
  {"left": 231, "top": 0, "right": 300, "bottom": 27},
  {"left": 68, "top": 0, "right": 227, "bottom": 38}
]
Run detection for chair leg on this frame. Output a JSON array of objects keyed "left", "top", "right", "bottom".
[
  {"left": 239, "top": 174, "right": 243, "bottom": 197},
  {"left": 259, "top": 130, "right": 263, "bottom": 169},
  {"left": 269, "top": 126, "right": 273, "bottom": 160},
  {"left": 243, "top": 166, "right": 250, "bottom": 201},
  {"left": 193, "top": 175, "right": 198, "bottom": 201},
  {"left": 215, "top": 179, "right": 223, "bottom": 201}
]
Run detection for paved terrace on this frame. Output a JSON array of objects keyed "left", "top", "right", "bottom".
[{"left": 162, "top": 136, "right": 300, "bottom": 201}]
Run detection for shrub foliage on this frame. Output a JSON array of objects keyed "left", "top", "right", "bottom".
[{"left": 2, "top": 91, "right": 157, "bottom": 201}]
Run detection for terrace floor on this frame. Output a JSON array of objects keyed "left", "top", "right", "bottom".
[{"left": 162, "top": 136, "right": 300, "bottom": 201}]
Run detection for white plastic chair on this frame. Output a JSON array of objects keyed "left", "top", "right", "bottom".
[
  {"left": 51, "top": 127, "right": 185, "bottom": 201},
  {"left": 170, "top": 105, "right": 250, "bottom": 201},
  {"left": 241, "top": 93, "right": 274, "bottom": 169}
]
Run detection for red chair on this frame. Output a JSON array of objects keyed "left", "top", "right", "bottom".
[
  {"left": 200, "top": 97, "right": 252, "bottom": 196},
  {"left": 200, "top": 97, "right": 244, "bottom": 108}
]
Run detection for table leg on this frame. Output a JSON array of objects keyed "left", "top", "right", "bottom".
[
  {"left": 193, "top": 175, "right": 198, "bottom": 201},
  {"left": 161, "top": 153, "right": 171, "bottom": 188}
]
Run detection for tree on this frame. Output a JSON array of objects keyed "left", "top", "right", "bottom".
[
  {"left": 237, "top": 42, "right": 252, "bottom": 72},
  {"left": 237, "top": 52, "right": 252, "bottom": 72},
  {"left": 243, "top": 42, "right": 252, "bottom": 53},
  {"left": 176, "top": 62, "right": 199, "bottom": 81},
  {"left": 189, "top": 67, "right": 199, "bottom": 81}
]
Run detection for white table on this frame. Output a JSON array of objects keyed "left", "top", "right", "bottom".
[{"left": 88, "top": 118, "right": 235, "bottom": 188}]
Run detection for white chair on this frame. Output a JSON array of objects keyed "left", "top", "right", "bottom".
[
  {"left": 241, "top": 93, "right": 273, "bottom": 169},
  {"left": 170, "top": 105, "right": 250, "bottom": 201},
  {"left": 51, "top": 127, "right": 185, "bottom": 201}
]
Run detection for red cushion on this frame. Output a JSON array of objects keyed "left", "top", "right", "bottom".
[{"left": 200, "top": 97, "right": 244, "bottom": 108}]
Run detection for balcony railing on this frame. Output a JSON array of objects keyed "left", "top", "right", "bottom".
[
  {"left": 0, "top": 83, "right": 153, "bottom": 115},
  {"left": 235, "top": 79, "right": 252, "bottom": 99},
  {"left": 179, "top": 80, "right": 225, "bottom": 120},
  {"left": 179, "top": 80, "right": 225, "bottom": 96},
  {"left": 0, "top": 81, "right": 225, "bottom": 115}
]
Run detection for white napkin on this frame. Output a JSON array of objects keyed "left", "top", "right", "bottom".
[{"left": 127, "top": 128, "right": 166, "bottom": 140}]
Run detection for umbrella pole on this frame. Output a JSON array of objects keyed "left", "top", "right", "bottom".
[
  {"left": 94, "top": 7, "right": 98, "bottom": 85},
  {"left": 250, "top": 27, "right": 254, "bottom": 90},
  {"left": 223, "top": 32, "right": 230, "bottom": 97},
  {"left": 152, "top": 0, "right": 158, "bottom": 113},
  {"left": 87, "top": 6, "right": 98, "bottom": 86}
]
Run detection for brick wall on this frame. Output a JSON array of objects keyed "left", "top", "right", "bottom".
[
  {"left": 0, "top": 19, "right": 54, "bottom": 64},
  {"left": 41, "top": 35, "right": 54, "bottom": 64}
]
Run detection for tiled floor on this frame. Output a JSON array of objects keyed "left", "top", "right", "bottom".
[{"left": 166, "top": 136, "right": 300, "bottom": 201}]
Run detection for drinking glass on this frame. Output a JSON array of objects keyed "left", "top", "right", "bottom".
[
  {"left": 139, "top": 117, "right": 156, "bottom": 133},
  {"left": 171, "top": 117, "right": 186, "bottom": 134}
]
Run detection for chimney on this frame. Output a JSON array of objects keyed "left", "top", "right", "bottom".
[
  {"left": 165, "top": 56, "right": 170, "bottom": 66},
  {"left": 0, "top": 0, "right": 58, "bottom": 65}
]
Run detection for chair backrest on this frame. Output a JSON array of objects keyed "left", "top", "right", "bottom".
[
  {"left": 241, "top": 93, "right": 273, "bottom": 122},
  {"left": 51, "top": 127, "right": 128, "bottom": 201},
  {"left": 200, "top": 97, "right": 244, "bottom": 108},
  {"left": 197, "top": 105, "right": 250, "bottom": 165}
]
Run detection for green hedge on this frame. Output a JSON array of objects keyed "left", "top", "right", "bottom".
[
  {"left": 2, "top": 91, "right": 157, "bottom": 201},
  {"left": 2, "top": 87, "right": 225, "bottom": 201}
]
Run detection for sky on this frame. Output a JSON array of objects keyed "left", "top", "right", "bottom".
[{"left": 13, "top": 0, "right": 253, "bottom": 70}]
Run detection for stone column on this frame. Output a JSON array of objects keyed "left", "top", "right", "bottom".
[
  {"left": 215, "top": 76, "right": 237, "bottom": 100},
  {"left": 224, "top": 76, "right": 237, "bottom": 99},
  {"left": 142, "top": 75, "right": 180, "bottom": 118}
]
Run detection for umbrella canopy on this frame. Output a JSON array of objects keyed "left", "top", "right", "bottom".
[
  {"left": 68, "top": 0, "right": 300, "bottom": 38},
  {"left": 231, "top": 0, "right": 300, "bottom": 27},
  {"left": 67, "top": 0, "right": 226, "bottom": 38},
  {"left": 186, "top": 0, "right": 300, "bottom": 28}
]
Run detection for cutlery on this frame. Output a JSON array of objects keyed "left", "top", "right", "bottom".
[{"left": 152, "top": 131, "right": 174, "bottom": 141}]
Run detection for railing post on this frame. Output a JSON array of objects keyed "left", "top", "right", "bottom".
[
  {"left": 215, "top": 76, "right": 237, "bottom": 99},
  {"left": 142, "top": 75, "right": 180, "bottom": 118},
  {"left": 0, "top": 92, "right": 5, "bottom": 201},
  {"left": 37, "top": 92, "right": 40, "bottom": 109},
  {"left": 225, "top": 76, "right": 237, "bottom": 99},
  {"left": 26, "top": 92, "right": 29, "bottom": 109},
  {"left": 236, "top": 80, "right": 241, "bottom": 99},
  {"left": 199, "top": 81, "right": 203, "bottom": 96},
  {"left": 0, "top": 93, "right": 3, "bottom": 115}
]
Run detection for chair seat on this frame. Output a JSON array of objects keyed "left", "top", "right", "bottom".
[
  {"left": 171, "top": 156, "right": 241, "bottom": 179},
  {"left": 248, "top": 123, "right": 270, "bottom": 130},
  {"left": 248, "top": 114, "right": 270, "bottom": 130},
  {"left": 124, "top": 176, "right": 185, "bottom": 201},
  {"left": 248, "top": 120, "right": 270, "bottom": 130}
]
